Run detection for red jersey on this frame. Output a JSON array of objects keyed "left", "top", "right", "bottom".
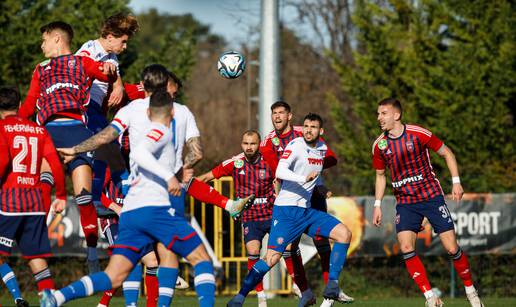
[
  {"left": 260, "top": 125, "right": 337, "bottom": 172},
  {"left": 372, "top": 124, "right": 444, "bottom": 205},
  {"left": 100, "top": 167, "right": 124, "bottom": 209},
  {"left": 0, "top": 115, "right": 66, "bottom": 214},
  {"left": 212, "top": 153, "right": 274, "bottom": 222},
  {"left": 19, "top": 55, "right": 114, "bottom": 124}
]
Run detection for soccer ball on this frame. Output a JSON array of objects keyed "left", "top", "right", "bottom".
[{"left": 217, "top": 51, "right": 245, "bottom": 79}]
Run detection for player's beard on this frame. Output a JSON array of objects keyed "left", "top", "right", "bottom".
[
  {"left": 303, "top": 133, "right": 319, "bottom": 146},
  {"left": 244, "top": 151, "right": 260, "bottom": 162}
]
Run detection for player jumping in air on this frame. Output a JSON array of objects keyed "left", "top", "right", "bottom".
[
  {"left": 371, "top": 98, "right": 484, "bottom": 307},
  {"left": 228, "top": 113, "right": 353, "bottom": 307},
  {"left": 0, "top": 87, "right": 66, "bottom": 307},
  {"left": 18, "top": 21, "right": 117, "bottom": 273}
]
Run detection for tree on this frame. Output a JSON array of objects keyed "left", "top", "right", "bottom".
[{"left": 330, "top": 0, "right": 516, "bottom": 194}]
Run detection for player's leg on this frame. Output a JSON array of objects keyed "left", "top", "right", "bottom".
[
  {"left": 122, "top": 261, "right": 142, "bottom": 306},
  {"left": 142, "top": 249, "right": 159, "bottom": 307},
  {"left": 27, "top": 258, "right": 55, "bottom": 292},
  {"left": 243, "top": 219, "right": 271, "bottom": 306},
  {"left": 0, "top": 258, "right": 26, "bottom": 306},
  {"left": 425, "top": 198, "right": 483, "bottom": 307},
  {"left": 185, "top": 178, "right": 255, "bottom": 218},
  {"left": 310, "top": 191, "right": 331, "bottom": 284},
  {"left": 229, "top": 206, "right": 307, "bottom": 307},
  {"left": 98, "top": 218, "right": 118, "bottom": 307},
  {"left": 155, "top": 243, "right": 180, "bottom": 307},
  {"left": 305, "top": 209, "right": 352, "bottom": 303},
  {"left": 39, "top": 159, "right": 54, "bottom": 216},
  {"left": 283, "top": 239, "right": 309, "bottom": 299},
  {"left": 394, "top": 203, "right": 441, "bottom": 305},
  {"left": 0, "top": 216, "right": 26, "bottom": 305}
]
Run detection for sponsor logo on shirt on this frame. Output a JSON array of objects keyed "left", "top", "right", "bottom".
[
  {"left": 392, "top": 174, "right": 424, "bottom": 188},
  {"left": 45, "top": 82, "right": 80, "bottom": 95},
  {"left": 308, "top": 158, "right": 323, "bottom": 165},
  {"left": 0, "top": 236, "right": 13, "bottom": 248}
]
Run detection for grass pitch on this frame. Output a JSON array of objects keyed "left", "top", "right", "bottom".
[{"left": 1, "top": 295, "right": 515, "bottom": 306}]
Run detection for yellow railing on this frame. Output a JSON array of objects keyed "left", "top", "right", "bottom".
[{"left": 182, "top": 176, "right": 293, "bottom": 295}]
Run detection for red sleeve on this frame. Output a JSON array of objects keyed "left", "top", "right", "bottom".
[
  {"left": 42, "top": 132, "right": 66, "bottom": 200},
  {"left": 99, "top": 167, "right": 113, "bottom": 208},
  {"left": 426, "top": 134, "right": 444, "bottom": 152},
  {"left": 124, "top": 83, "right": 145, "bottom": 101},
  {"left": 323, "top": 146, "right": 337, "bottom": 169},
  {"left": 260, "top": 139, "right": 279, "bottom": 173},
  {"left": 411, "top": 126, "right": 444, "bottom": 152},
  {"left": 0, "top": 132, "right": 10, "bottom": 178},
  {"left": 18, "top": 68, "right": 41, "bottom": 119},
  {"left": 81, "top": 57, "right": 116, "bottom": 83},
  {"left": 211, "top": 160, "right": 234, "bottom": 178},
  {"left": 372, "top": 144, "right": 385, "bottom": 170}
]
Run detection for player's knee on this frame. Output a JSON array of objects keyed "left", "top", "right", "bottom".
[
  {"left": 399, "top": 243, "right": 415, "bottom": 253},
  {"left": 142, "top": 253, "right": 159, "bottom": 268},
  {"left": 332, "top": 223, "right": 352, "bottom": 243},
  {"left": 75, "top": 189, "right": 93, "bottom": 206},
  {"left": 186, "top": 245, "right": 210, "bottom": 266},
  {"left": 264, "top": 250, "right": 281, "bottom": 267}
]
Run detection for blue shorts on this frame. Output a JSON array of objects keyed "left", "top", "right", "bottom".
[
  {"left": 268, "top": 206, "right": 340, "bottom": 253},
  {"left": 243, "top": 219, "right": 271, "bottom": 244},
  {"left": 111, "top": 206, "right": 202, "bottom": 265},
  {"left": 86, "top": 102, "right": 109, "bottom": 134},
  {"left": 45, "top": 120, "right": 94, "bottom": 172},
  {"left": 169, "top": 188, "right": 186, "bottom": 217},
  {"left": 395, "top": 195, "right": 455, "bottom": 234},
  {"left": 101, "top": 216, "right": 154, "bottom": 257},
  {"left": 0, "top": 214, "right": 51, "bottom": 259},
  {"left": 310, "top": 191, "right": 327, "bottom": 212}
]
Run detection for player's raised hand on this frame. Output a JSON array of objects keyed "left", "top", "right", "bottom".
[
  {"left": 57, "top": 147, "right": 76, "bottom": 164},
  {"left": 372, "top": 206, "right": 382, "bottom": 227},
  {"left": 452, "top": 183, "right": 464, "bottom": 202},
  {"left": 167, "top": 176, "right": 182, "bottom": 196},
  {"left": 306, "top": 171, "right": 319, "bottom": 182},
  {"left": 100, "top": 62, "right": 117, "bottom": 76},
  {"left": 51, "top": 198, "right": 66, "bottom": 214},
  {"left": 107, "top": 85, "right": 124, "bottom": 107}
]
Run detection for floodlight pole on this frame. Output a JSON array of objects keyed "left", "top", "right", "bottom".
[{"left": 258, "top": 0, "right": 280, "bottom": 138}]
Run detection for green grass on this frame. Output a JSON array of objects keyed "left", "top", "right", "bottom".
[{"left": 2, "top": 295, "right": 515, "bottom": 307}]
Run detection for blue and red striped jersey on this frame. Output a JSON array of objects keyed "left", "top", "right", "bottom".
[
  {"left": 0, "top": 115, "right": 66, "bottom": 214},
  {"left": 100, "top": 167, "right": 124, "bottom": 209},
  {"left": 19, "top": 55, "right": 114, "bottom": 124},
  {"left": 212, "top": 153, "right": 274, "bottom": 222},
  {"left": 372, "top": 124, "right": 444, "bottom": 205}
]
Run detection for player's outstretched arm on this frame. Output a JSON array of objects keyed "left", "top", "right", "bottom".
[
  {"left": 107, "top": 76, "right": 124, "bottom": 107},
  {"left": 373, "top": 169, "right": 386, "bottom": 227},
  {"left": 437, "top": 145, "right": 464, "bottom": 201},
  {"left": 72, "top": 125, "right": 120, "bottom": 154},
  {"left": 197, "top": 170, "right": 215, "bottom": 183}
]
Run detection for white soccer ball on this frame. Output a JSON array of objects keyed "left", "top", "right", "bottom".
[{"left": 217, "top": 51, "right": 245, "bottom": 79}]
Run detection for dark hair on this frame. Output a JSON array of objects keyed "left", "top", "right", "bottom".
[
  {"left": 101, "top": 13, "right": 139, "bottom": 38},
  {"left": 0, "top": 87, "right": 20, "bottom": 111},
  {"left": 141, "top": 64, "right": 170, "bottom": 93},
  {"left": 378, "top": 97, "right": 402, "bottom": 120},
  {"left": 242, "top": 129, "right": 261, "bottom": 142},
  {"left": 40, "top": 21, "right": 74, "bottom": 43},
  {"left": 303, "top": 112, "right": 324, "bottom": 128},
  {"left": 270, "top": 100, "right": 291, "bottom": 113},
  {"left": 149, "top": 88, "right": 173, "bottom": 115},
  {"left": 168, "top": 71, "right": 183, "bottom": 89}
]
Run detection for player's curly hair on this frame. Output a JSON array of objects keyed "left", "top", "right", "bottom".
[{"left": 101, "top": 13, "right": 139, "bottom": 38}]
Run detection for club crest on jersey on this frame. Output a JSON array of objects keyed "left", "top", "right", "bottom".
[
  {"left": 406, "top": 141, "right": 414, "bottom": 152},
  {"left": 234, "top": 159, "right": 244, "bottom": 169},
  {"left": 259, "top": 169, "right": 266, "bottom": 179},
  {"left": 68, "top": 59, "right": 76, "bottom": 68},
  {"left": 272, "top": 137, "right": 280, "bottom": 146},
  {"left": 378, "top": 139, "right": 388, "bottom": 150}
]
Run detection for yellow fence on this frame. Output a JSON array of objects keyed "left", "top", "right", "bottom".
[{"left": 181, "top": 176, "right": 293, "bottom": 295}]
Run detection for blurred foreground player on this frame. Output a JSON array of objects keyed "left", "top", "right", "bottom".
[
  {"left": 371, "top": 98, "right": 484, "bottom": 307},
  {"left": 0, "top": 87, "right": 66, "bottom": 306}
]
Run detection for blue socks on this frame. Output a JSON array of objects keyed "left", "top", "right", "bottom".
[
  {"left": 157, "top": 266, "right": 178, "bottom": 307},
  {"left": 123, "top": 263, "right": 142, "bottom": 306},
  {"left": 194, "top": 261, "right": 216, "bottom": 307},
  {"left": 0, "top": 263, "right": 22, "bottom": 302},
  {"left": 53, "top": 272, "right": 112, "bottom": 305},
  {"left": 239, "top": 259, "right": 270, "bottom": 297},
  {"left": 328, "top": 242, "right": 350, "bottom": 281}
]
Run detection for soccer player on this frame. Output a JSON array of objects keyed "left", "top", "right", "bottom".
[
  {"left": 58, "top": 64, "right": 254, "bottom": 219},
  {"left": 228, "top": 113, "right": 353, "bottom": 307},
  {"left": 371, "top": 98, "right": 484, "bottom": 307},
  {"left": 40, "top": 89, "right": 216, "bottom": 307},
  {"left": 18, "top": 21, "right": 117, "bottom": 273},
  {"left": 260, "top": 101, "right": 353, "bottom": 305},
  {"left": 75, "top": 13, "right": 139, "bottom": 220},
  {"left": 198, "top": 130, "right": 274, "bottom": 307},
  {"left": 0, "top": 87, "right": 66, "bottom": 306}
]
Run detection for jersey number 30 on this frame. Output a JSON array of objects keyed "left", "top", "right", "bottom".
[{"left": 12, "top": 136, "right": 38, "bottom": 174}]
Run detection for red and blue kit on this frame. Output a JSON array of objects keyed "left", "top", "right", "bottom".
[
  {"left": 372, "top": 124, "right": 444, "bottom": 205},
  {"left": 211, "top": 153, "right": 275, "bottom": 223},
  {"left": 0, "top": 116, "right": 66, "bottom": 258},
  {"left": 19, "top": 55, "right": 114, "bottom": 124}
]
